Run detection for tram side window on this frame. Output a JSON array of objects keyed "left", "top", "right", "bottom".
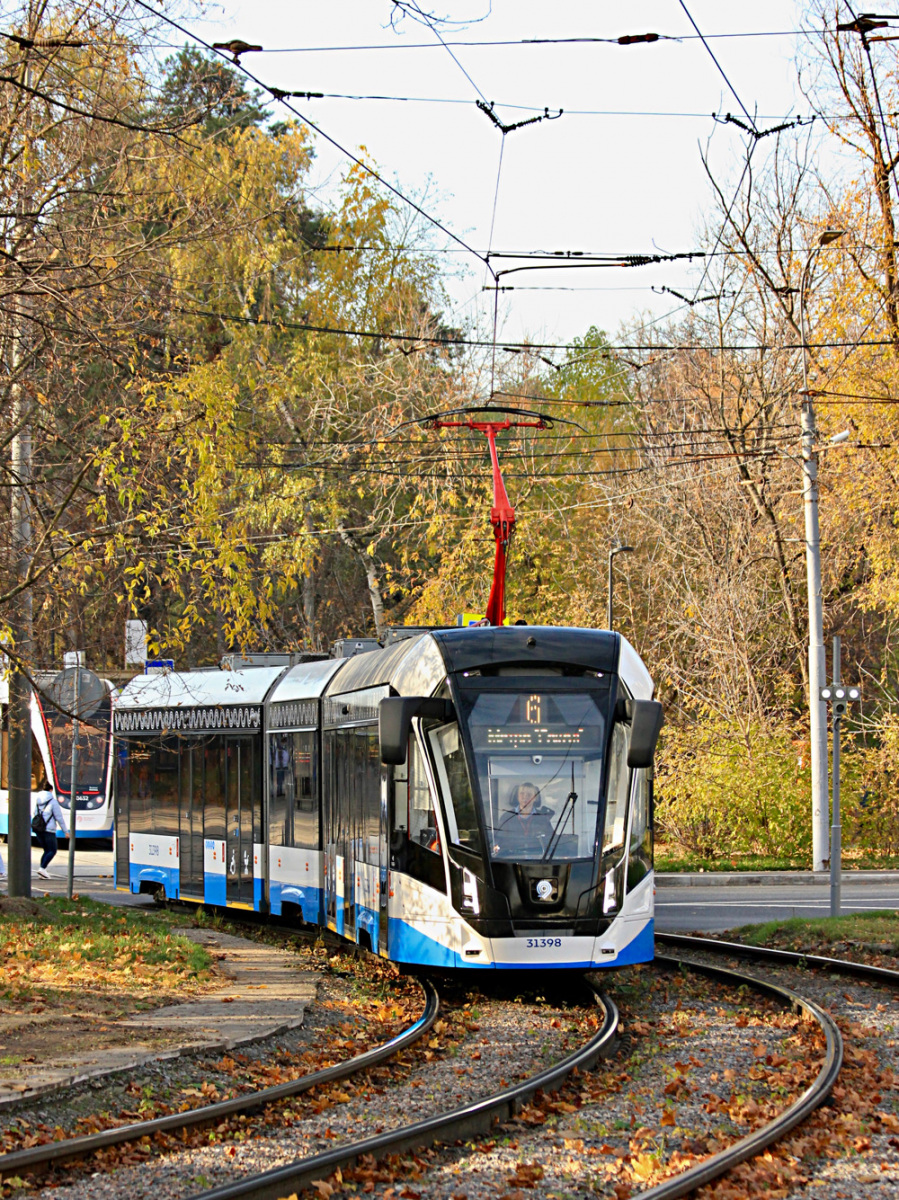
[
  {"left": 430, "top": 723, "right": 483, "bottom": 856},
  {"left": 268, "top": 733, "right": 290, "bottom": 847},
  {"left": 627, "top": 768, "right": 652, "bottom": 889},
  {"left": 150, "top": 741, "right": 180, "bottom": 838},
  {"left": 603, "top": 722, "right": 630, "bottom": 854},
  {"left": 293, "top": 730, "right": 318, "bottom": 849},
  {"left": 203, "top": 738, "right": 226, "bottom": 844},
  {"left": 122, "top": 745, "right": 152, "bottom": 833},
  {"left": 391, "top": 736, "right": 444, "bottom": 893},
  {"left": 356, "top": 728, "right": 380, "bottom": 866},
  {"left": 408, "top": 740, "right": 440, "bottom": 854}
]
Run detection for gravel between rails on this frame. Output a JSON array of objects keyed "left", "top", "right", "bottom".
[
  {"left": 7, "top": 964, "right": 816, "bottom": 1200},
  {"left": 658, "top": 948, "right": 899, "bottom": 1200},
  {"left": 305, "top": 964, "right": 820, "bottom": 1200},
  {"left": 8, "top": 978, "right": 588, "bottom": 1200}
]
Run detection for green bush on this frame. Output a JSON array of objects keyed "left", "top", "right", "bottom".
[
  {"left": 654, "top": 718, "right": 812, "bottom": 860},
  {"left": 844, "top": 714, "right": 899, "bottom": 858}
]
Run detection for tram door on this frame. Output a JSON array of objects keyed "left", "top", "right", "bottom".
[
  {"left": 224, "top": 738, "right": 257, "bottom": 905},
  {"left": 340, "top": 730, "right": 354, "bottom": 940},
  {"left": 323, "top": 733, "right": 339, "bottom": 934},
  {"left": 114, "top": 742, "right": 131, "bottom": 885},
  {"left": 378, "top": 767, "right": 390, "bottom": 955},
  {"left": 324, "top": 730, "right": 353, "bottom": 938}
]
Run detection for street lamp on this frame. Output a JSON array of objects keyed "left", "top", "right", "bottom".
[
  {"left": 607, "top": 544, "right": 634, "bottom": 631},
  {"left": 799, "top": 228, "right": 844, "bottom": 873}
]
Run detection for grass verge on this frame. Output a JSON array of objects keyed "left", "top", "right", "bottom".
[
  {"left": 0, "top": 895, "right": 216, "bottom": 1023},
  {"left": 656, "top": 849, "right": 899, "bottom": 872},
  {"left": 726, "top": 910, "right": 899, "bottom": 958}
]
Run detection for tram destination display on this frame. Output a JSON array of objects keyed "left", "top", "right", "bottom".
[{"left": 480, "top": 691, "right": 603, "bottom": 748}]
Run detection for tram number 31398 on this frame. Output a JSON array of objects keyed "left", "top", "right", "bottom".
[{"left": 526, "top": 937, "right": 563, "bottom": 948}]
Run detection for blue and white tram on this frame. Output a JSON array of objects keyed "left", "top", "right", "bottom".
[
  {"left": 0, "top": 673, "right": 116, "bottom": 840},
  {"left": 114, "top": 625, "right": 663, "bottom": 970}
]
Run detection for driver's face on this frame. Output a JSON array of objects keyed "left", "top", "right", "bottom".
[{"left": 517, "top": 785, "right": 538, "bottom": 812}]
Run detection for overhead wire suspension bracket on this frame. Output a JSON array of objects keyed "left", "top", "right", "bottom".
[{"left": 476, "top": 100, "right": 563, "bottom": 134}]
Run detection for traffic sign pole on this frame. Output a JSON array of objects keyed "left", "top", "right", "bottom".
[
  {"left": 830, "top": 636, "right": 841, "bottom": 919},
  {"left": 66, "top": 667, "right": 79, "bottom": 900},
  {"left": 819, "top": 637, "right": 860, "bottom": 919}
]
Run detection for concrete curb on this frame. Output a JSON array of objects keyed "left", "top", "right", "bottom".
[{"left": 656, "top": 870, "right": 899, "bottom": 887}]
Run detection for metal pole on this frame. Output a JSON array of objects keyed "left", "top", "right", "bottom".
[
  {"left": 830, "top": 636, "right": 842, "bottom": 917},
  {"left": 800, "top": 249, "right": 830, "bottom": 873},
  {"left": 607, "top": 545, "right": 634, "bottom": 632},
  {"left": 66, "top": 669, "right": 80, "bottom": 900},
  {"left": 7, "top": 57, "right": 34, "bottom": 899},
  {"left": 607, "top": 550, "right": 614, "bottom": 631}
]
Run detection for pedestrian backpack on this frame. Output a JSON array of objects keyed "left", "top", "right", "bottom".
[{"left": 31, "top": 802, "right": 48, "bottom": 835}]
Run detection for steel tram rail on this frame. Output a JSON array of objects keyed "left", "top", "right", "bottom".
[
  {"left": 184, "top": 951, "right": 843, "bottom": 1200},
  {"left": 644, "top": 951, "right": 844, "bottom": 1200},
  {"left": 186, "top": 985, "right": 620, "bottom": 1200},
  {"left": 642, "top": 928, "right": 899, "bottom": 1198},
  {"left": 658, "top": 929, "right": 899, "bottom": 987},
  {"left": 0, "top": 978, "right": 439, "bottom": 1185}
]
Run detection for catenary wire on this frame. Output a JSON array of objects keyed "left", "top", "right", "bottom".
[
  {"left": 170, "top": 303, "right": 899, "bottom": 354},
  {"left": 252, "top": 31, "right": 823, "bottom": 53},
  {"left": 130, "top": 0, "right": 494, "bottom": 276},
  {"left": 239, "top": 92, "right": 877, "bottom": 124},
  {"left": 677, "top": 1, "right": 759, "bottom": 133}
]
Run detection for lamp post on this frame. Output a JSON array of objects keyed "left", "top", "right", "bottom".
[
  {"left": 799, "top": 228, "right": 844, "bottom": 873},
  {"left": 607, "top": 544, "right": 634, "bottom": 631}
]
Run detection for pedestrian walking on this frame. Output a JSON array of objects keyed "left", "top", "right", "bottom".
[{"left": 32, "top": 780, "right": 67, "bottom": 879}]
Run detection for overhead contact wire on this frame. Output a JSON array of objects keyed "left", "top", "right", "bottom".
[{"left": 129, "top": 0, "right": 496, "bottom": 285}]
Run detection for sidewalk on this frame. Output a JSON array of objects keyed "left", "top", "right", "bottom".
[
  {"left": 0, "top": 927, "right": 318, "bottom": 1107},
  {"left": 2, "top": 841, "right": 115, "bottom": 882}
]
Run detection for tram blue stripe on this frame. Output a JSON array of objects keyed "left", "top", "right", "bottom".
[
  {"left": 204, "top": 872, "right": 226, "bottom": 906},
  {"left": 388, "top": 917, "right": 457, "bottom": 968},
  {"left": 611, "top": 919, "right": 655, "bottom": 966}
]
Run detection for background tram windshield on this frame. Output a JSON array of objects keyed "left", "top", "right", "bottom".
[
  {"left": 40, "top": 695, "right": 111, "bottom": 805},
  {"left": 464, "top": 690, "right": 607, "bottom": 862}
]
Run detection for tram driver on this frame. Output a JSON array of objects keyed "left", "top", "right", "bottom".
[{"left": 492, "top": 781, "right": 554, "bottom": 856}]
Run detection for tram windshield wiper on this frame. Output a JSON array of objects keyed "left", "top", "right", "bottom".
[{"left": 543, "top": 763, "right": 578, "bottom": 860}]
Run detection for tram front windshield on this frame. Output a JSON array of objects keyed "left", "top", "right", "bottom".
[
  {"left": 462, "top": 689, "right": 608, "bottom": 862},
  {"left": 41, "top": 696, "right": 111, "bottom": 799}
]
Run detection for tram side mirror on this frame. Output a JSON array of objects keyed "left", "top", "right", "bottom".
[
  {"left": 379, "top": 696, "right": 455, "bottom": 765},
  {"left": 620, "top": 699, "right": 664, "bottom": 768}
]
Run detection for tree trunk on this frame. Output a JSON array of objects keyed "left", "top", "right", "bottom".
[{"left": 337, "top": 523, "right": 386, "bottom": 639}]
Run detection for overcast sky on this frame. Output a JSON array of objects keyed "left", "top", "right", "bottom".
[{"left": 188, "top": 1, "right": 811, "bottom": 347}]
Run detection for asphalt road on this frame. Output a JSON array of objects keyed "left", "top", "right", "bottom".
[
  {"left": 656, "top": 874, "right": 899, "bottom": 932},
  {"left": 6, "top": 845, "right": 898, "bottom": 929}
]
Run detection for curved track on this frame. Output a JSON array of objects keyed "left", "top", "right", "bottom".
[
  {"left": 0, "top": 978, "right": 439, "bottom": 1184},
  {"left": 646, "top": 950, "right": 843, "bottom": 1200},
  {"left": 659, "top": 930, "right": 899, "bottom": 987},
  {"left": 185, "top": 950, "right": 845, "bottom": 1200},
  {"left": 8, "top": 933, "right": 884, "bottom": 1200},
  {"left": 187, "top": 985, "right": 620, "bottom": 1200},
  {"left": 646, "top": 930, "right": 899, "bottom": 1199}
]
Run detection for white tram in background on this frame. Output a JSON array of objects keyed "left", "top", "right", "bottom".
[
  {"left": 0, "top": 673, "right": 115, "bottom": 840},
  {"left": 114, "top": 625, "right": 662, "bottom": 971}
]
